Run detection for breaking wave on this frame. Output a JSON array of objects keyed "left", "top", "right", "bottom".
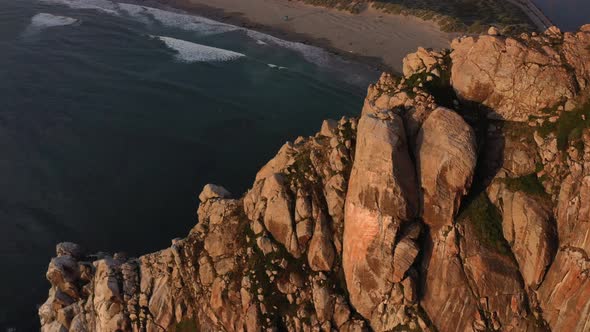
[
  {"left": 246, "top": 30, "right": 332, "bottom": 68},
  {"left": 41, "top": 0, "right": 238, "bottom": 35},
  {"left": 154, "top": 36, "right": 245, "bottom": 62},
  {"left": 40, "top": 0, "right": 334, "bottom": 64},
  {"left": 29, "top": 13, "right": 78, "bottom": 29},
  {"left": 21, "top": 13, "right": 79, "bottom": 37},
  {"left": 119, "top": 3, "right": 238, "bottom": 35},
  {"left": 40, "top": 0, "right": 372, "bottom": 85}
]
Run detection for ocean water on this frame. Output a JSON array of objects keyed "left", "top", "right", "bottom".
[
  {"left": 532, "top": 0, "right": 590, "bottom": 31},
  {"left": 0, "top": 0, "right": 378, "bottom": 329}
]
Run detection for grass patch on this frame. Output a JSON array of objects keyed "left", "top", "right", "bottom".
[
  {"left": 554, "top": 101, "right": 590, "bottom": 150},
  {"left": 296, "top": 0, "right": 534, "bottom": 33},
  {"left": 371, "top": 0, "right": 534, "bottom": 33},
  {"left": 173, "top": 319, "right": 199, "bottom": 332},
  {"left": 535, "top": 100, "right": 590, "bottom": 151},
  {"left": 502, "top": 173, "right": 549, "bottom": 198},
  {"left": 536, "top": 120, "right": 557, "bottom": 139},
  {"left": 457, "top": 192, "right": 510, "bottom": 254},
  {"left": 402, "top": 54, "right": 454, "bottom": 106},
  {"left": 284, "top": 147, "right": 317, "bottom": 187}
]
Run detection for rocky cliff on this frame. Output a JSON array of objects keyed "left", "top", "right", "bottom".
[{"left": 39, "top": 25, "right": 590, "bottom": 332}]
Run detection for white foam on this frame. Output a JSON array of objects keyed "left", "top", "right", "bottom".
[
  {"left": 133, "top": 5, "right": 238, "bottom": 35},
  {"left": 267, "top": 64, "right": 288, "bottom": 70},
  {"left": 38, "top": 0, "right": 365, "bottom": 82},
  {"left": 245, "top": 30, "right": 332, "bottom": 68},
  {"left": 40, "top": 0, "right": 327, "bottom": 60},
  {"left": 154, "top": 36, "right": 245, "bottom": 62},
  {"left": 116, "top": 3, "right": 152, "bottom": 24},
  {"left": 41, "top": 0, "right": 239, "bottom": 35},
  {"left": 39, "top": 0, "right": 329, "bottom": 65},
  {"left": 30, "top": 13, "right": 78, "bottom": 29},
  {"left": 22, "top": 13, "right": 79, "bottom": 37}
]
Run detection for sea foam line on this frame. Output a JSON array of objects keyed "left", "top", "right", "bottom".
[
  {"left": 153, "top": 35, "right": 245, "bottom": 62},
  {"left": 22, "top": 13, "right": 79, "bottom": 37},
  {"left": 39, "top": 0, "right": 373, "bottom": 86},
  {"left": 40, "top": 0, "right": 332, "bottom": 66},
  {"left": 31, "top": 13, "right": 79, "bottom": 28}
]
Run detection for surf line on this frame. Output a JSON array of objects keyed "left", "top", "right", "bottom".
[{"left": 150, "top": 34, "right": 288, "bottom": 70}]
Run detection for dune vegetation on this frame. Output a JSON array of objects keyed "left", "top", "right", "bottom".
[{"left": 299, "top": 0, "right": 535, "bottom": 33}]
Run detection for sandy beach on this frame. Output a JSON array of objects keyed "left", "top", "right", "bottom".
[{"left": 156, "top": 0, "right": 454, "bottom": 72}]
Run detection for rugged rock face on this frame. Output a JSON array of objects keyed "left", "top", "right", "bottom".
[
  {"left": 417, "top": 107, "right": 479, "bottom": 332},
  {"left": 342, "top": 108, "right": 419, "bottom": 331},
  {"left": 487, "top": 180, "right": 556, "bottom": 290},
  {"left": 40, "top": 25, "right": 590, "bottom": 332},
  {"left": 416, "top": 107, "right": 477, "bottom": 228},
  {"left": 451, "top": 25, "right": 590, "bottom": 121},
  {"left": 535, "top": 130, "right": 590, "bottom": 331}
]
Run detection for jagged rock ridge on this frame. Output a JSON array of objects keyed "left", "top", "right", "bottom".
[{"left": 39, "top": 24, "right": 590, "bottom": 332}]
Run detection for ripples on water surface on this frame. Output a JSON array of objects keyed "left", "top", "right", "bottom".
[{"left": 0, "top": 0, "right": 378, "bottom": 329}]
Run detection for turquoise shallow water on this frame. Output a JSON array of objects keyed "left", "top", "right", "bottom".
[{"left": 0, "top": 0, "right": 378, "bottom": 329}]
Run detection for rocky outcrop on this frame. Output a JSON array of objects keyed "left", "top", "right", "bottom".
[
  {"left": 535, "top": 128, "right": 590, "bottom": 331},
  {"left": 402, "top": 47, "right": 448, "bottom": 79},
  {"left": 342, "top": 108, "right": 419, "bottom": 331},
  {"left": 416, "top": 107, "right": 477, "bottom": 228},
  {"left": 416, "top": 107, "right": 479, "bottom": 332},
  {"left": 245, "top": 173, "right": 302, "bottom": 257},
  {"left": 39, "top": 24, "right": 590, "bottom": 332},
  {"left": 487, "top": 179, "right": 556, "bottom": 290},
  {"left": 451, "top": 26, "right": 590, "bottom": 121},
  {"left": 458, "top": 215, "right": 542, "bottom": 331}
]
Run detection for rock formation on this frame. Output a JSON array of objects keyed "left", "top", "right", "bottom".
[{"left": 39, "top": 24, "right": 590, "bottom": 332}]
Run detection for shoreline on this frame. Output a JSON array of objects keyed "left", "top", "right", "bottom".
[{"left": 131, "top": 0, "right": 454, "bottom": 74}]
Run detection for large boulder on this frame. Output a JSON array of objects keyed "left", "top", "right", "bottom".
[
  {"left": 420, "top": 225, "right": 480, "bottom": 332},
  {"left": 487, "top": 181, "right": 557, "bottom": 289},
  {"left": 451, "top": 34, "right": 577, "bottom": 121},
  {"left": 416, "top": 107, "right": 477, "bottom": 229},
  {"left": 416, "top": 107, "right": 479, "bottom": 331},
  {"left": 562, "top": 25, "right": 590, "bottom": 90},
  {"left": 342, "top": 109, "right": 419, "bottom": 330},
  {"left": 458, "top": 211, "right": 541, "bottom": 331}
]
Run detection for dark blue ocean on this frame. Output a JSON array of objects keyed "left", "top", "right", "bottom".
[
  {"left": 0, "top": 0, "right": 378, "bottom": 329},
  {"left": 533, "top": 0, "right": 590, "bottom": 31}
]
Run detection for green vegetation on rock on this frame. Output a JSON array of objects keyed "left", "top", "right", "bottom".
[
  {"left": 173, "top": 319, "right": 199, "bottom": 332},
  {"left": 502, "top": 173, "right": 549, "bottom": 198},
  {"left": 536, "top": 100, "right": 590, "bottom": 151},
  {"left": 458, "top": 192, "right": 510, "bottom": 254},
  {"left": 554, "top": 101, "right": 590, "bottom": 150}
]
